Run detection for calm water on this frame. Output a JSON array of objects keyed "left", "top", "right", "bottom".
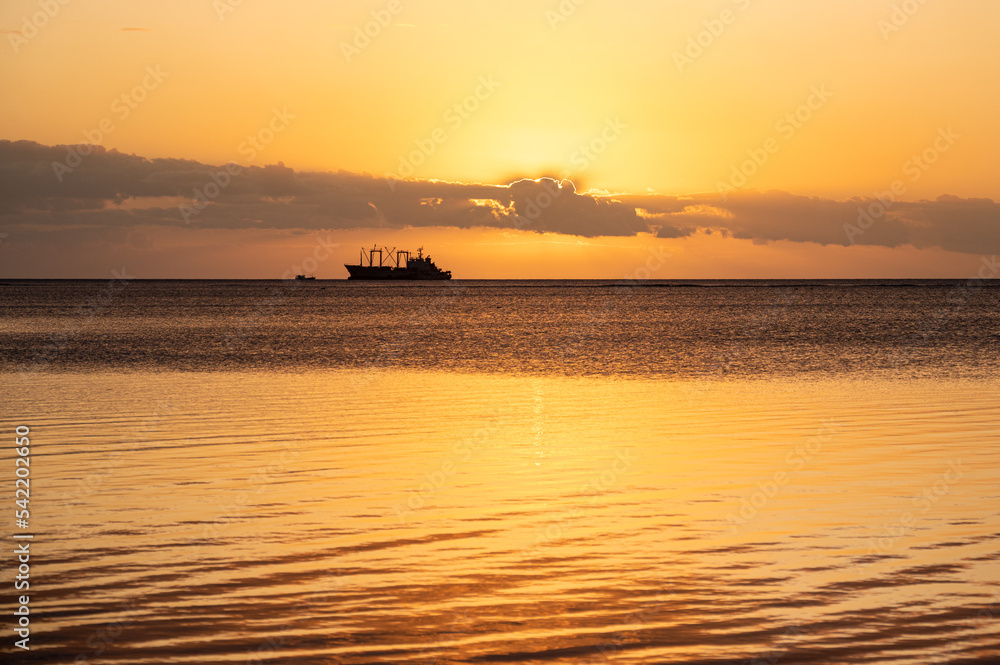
[{"left": 1, "top": 280, "right": 999, "bottom": 664}]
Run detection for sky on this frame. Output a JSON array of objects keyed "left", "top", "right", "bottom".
[{"left": 1, "top": 0, "right": 999, "bottom": 278}]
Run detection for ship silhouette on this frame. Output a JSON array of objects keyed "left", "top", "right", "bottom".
[{"left": 345, "top": 246, "right": 452, "bottom": 280}]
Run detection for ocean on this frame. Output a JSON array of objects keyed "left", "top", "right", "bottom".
[{"left": 2, "top": 279, "right": 999, "bottom": 664}]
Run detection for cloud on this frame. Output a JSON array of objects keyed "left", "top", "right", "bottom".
[
  {"left": 0, "top": 140, "right": 642, "bottom": 238},
  {"left": 1, "top": 140, "right": 998, "bottom": 254},
  {"left": 622, "top": 190, "right": 1000, "bottom": 255}
]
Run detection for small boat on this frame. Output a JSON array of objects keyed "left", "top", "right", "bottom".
[{"left": 295, "top": 274, "right": 316, "bottom": 281}]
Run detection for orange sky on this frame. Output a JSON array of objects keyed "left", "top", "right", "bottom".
[{"left": 1, "top": 0, "right": 999, "bottom": 278}]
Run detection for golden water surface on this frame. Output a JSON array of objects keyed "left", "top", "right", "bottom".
[{"left": 3, "top": 369, "right": 998, "bottom": 663}]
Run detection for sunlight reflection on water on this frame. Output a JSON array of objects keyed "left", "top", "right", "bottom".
[{"left": 4, "top": 369, "right": 998, "bottom": 664}]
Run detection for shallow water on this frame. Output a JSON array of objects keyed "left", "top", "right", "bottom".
[{"left": 1, "top": 281, "right": 999, "bottom": 663}]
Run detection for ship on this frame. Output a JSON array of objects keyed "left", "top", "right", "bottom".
[
  {"left": 345, "top": 246, "right": 452, "bottom": 281},
  {"left": 295, "top": 274, "right": 316, "bottom": 281}
]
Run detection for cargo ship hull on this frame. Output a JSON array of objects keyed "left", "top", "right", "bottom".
[
  {"left": 345, "top": 246, "right": 453, "bottom": 280},
  {"left": 345, "top": 265, "right": 452, "bottom": 280}
]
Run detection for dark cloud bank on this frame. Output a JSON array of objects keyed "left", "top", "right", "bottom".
[{"left": 2, "top": 139, "right": 999, "bottom": 254}]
